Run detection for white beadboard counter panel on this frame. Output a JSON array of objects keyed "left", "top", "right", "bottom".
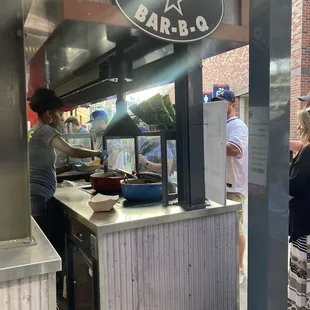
[
  {"left": 0, "top": 273, "right": 57, "bottom": 310},
  {"left": 99, "top": 212, "right": 239, "bottom": 310}
]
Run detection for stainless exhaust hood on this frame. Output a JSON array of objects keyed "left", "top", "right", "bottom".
[
  {"left": 102, "top": 49, "right": 142, "bottom": 138},
  {"left": 104, "top": 111, "right": 142, "bottom": 137}
]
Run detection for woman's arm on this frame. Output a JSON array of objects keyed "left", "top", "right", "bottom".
[{"left": 51, "top": 135, "right": 101, "bottom": 158}]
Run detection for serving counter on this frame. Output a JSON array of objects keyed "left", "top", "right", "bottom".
[
  {"left": 55, "top": 187, "right": 241, "bottom": 310},
  {"left": 0, "top": 219, "right": 61, "bottom": 309}
]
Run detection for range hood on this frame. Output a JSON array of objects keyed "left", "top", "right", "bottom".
[
  {"left": 25, "top": 0, "right": 168, "bottom": 92},
  {"left": 104, "top": 111, "right": 142, "bottom": 137},
  {"left": 101, "top": 48, "right": 142, "bottom": 138}
]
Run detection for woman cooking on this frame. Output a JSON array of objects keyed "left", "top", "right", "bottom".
[
  {"left": 288, "top": 108, "right": 310, "bottom": 309},
  {"left": 28, "top": 88, "right": 106, "bottom": 238}
]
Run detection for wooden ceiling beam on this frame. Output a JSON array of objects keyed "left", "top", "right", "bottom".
[
  {"left": 209, "top": 24, "right": 249, "bottom": 43},
  {"left": 63, "top": 0, "right": 249, "bottom": 43},
  {"left": 63, "top": 0, "right": 131, "bottom": 27}
]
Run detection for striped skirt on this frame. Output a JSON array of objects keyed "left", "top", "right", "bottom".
[{"left": 288, "top": 236, "right": 310, "bottom": 309}]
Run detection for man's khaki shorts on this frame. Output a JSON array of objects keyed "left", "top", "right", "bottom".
[{"left": 227, "top": 192, "right": 245, "bottom": 236}]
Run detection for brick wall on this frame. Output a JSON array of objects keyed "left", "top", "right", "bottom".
[
  {"left": 198, "top": 0, "right": 309, "bottom": 140},
  {"left": 169, "top": 0, "right": 310, "bottom": 140},
  {"left": 168, "top": 45, "right": 249, "bottom": 105},
  {"left": 202, "top": 46, "right": 249, "bottom": 94},
  {"left": 170, "top": 0, "right": 308, "bottom": 140},
  {"left": 202, "top": 46, "right": 249, "bottom": 120},
  {"left": 290, "top": 0, "right": 304, "bottom": 140}
]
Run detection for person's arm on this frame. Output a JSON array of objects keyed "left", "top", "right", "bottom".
[
  {"left": 139, "top": 155, "right": 161, "bottom": 174},
  {"left": 145, "top": 161, "right": 162, "bottom": 174},
  {"left": 51, "top": 135, "right": 101, "bottom": 158},
  {"left": 227, "top": 143, "right": 242, "bottom": 157},
  {"left": 139, "top": 155, "right": 173, "bottom": 174},
  {"left": 290, "top": 140, "right": 303, "bottom": 152},
  {"left": 289, "top": 146, "right": 310, "bottom": 198},
  {"left": 145, "top": 160, "right": 173, "bottom": 174}
]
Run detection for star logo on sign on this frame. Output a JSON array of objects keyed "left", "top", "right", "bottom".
[{"left": 164, "top": 0, "right": 183, "bottom": 16}]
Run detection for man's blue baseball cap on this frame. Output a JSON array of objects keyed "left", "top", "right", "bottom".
[
  {"left": 88, "top": 110, "right": 108, "bottom": 123},
  {"left": 211, "top": 90, "right": 236, "bottom": 103}
]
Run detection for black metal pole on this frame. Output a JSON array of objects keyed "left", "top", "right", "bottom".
[
  {"left": 134, "top": 136, "right": 140, "bottom": 175},
  {"left": 116, "top": 48, "right": 127, "bottom": 115},
  {"left": 160, "top": 131, "right": 169, "bottom": 206},
  {"left": 174, "top": 43, "right": 206, "bottom": 210},
  {"left": 116, "top": 76, "right": 127, "bottom": 115},
  {"left": 248, "top": 0, "right": 291, "bottom": 308}
]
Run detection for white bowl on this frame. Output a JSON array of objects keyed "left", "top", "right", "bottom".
[{"left": 88, "top": 194, "right": 119, "bottom": 212}]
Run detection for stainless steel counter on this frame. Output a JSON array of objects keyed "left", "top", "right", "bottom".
[
  {"left": 55, "top": 187, "right": 242, "bottom": 234},
  {"left": 0, "top": 219, "right": 61, "bottom": 283}
]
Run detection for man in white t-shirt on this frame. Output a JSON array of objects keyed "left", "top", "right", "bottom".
[{"left": 212, "top": 90, "right": 248, "bottom": 284}]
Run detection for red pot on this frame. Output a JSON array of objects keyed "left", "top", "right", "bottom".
[{"left": 90, "top": 172, "right": 125, "bottom": 193}]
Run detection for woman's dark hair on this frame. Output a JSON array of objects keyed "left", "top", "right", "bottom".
[{"left": 29, "top": 88, "right": 64, "bottom": 116}]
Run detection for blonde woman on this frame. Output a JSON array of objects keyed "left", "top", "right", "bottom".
[{"left": 288, "top": 108, "right": 310, "bottom": 309}]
